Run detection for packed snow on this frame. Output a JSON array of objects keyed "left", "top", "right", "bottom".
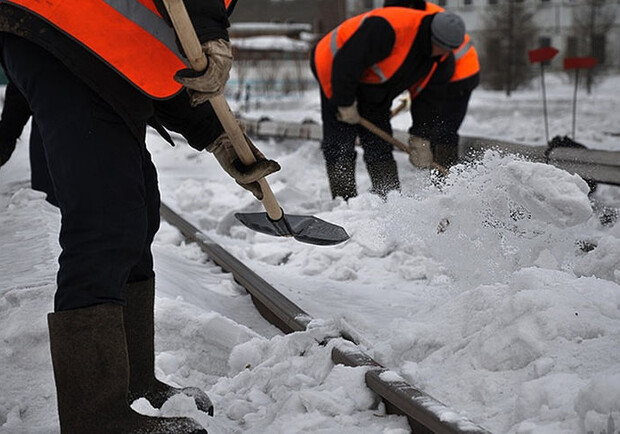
[{"left": 1, "top": 74, "right": 619, "bottom": 434}]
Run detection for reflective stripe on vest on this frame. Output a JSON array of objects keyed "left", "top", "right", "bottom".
[
  {"left": 314, "top": 8, "right": 426, "bottom": 99},
  {"left": 450, "top": 34, "right": 480, "bottom": 82},
  {"left": 5, "top": 0, "right": 187, "bottom": 99},
  {"left": 408, "top": 61, "right": 437, "bottom": 100}
]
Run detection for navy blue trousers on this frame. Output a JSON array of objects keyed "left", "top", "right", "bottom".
[{"left": 2, "top": 34, "right": 160, "bottom": 311}]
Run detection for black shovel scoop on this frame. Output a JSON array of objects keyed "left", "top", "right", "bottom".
[
  {"left": 211, "top": 96, "right": 349, "bottom": 246},
  {"left": 235, "top": 211, "right": 350, "bottom": 246},
  {"left": 162, "top": 0, "right": 349, "bottom": 246}
]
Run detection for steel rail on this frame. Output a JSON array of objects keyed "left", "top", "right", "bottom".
[
  {"left": 160, "top": 202, "right": 492, "bottom": 434},
  {"left": 238, "top": 116, "right": 620, "bottom": 186}
]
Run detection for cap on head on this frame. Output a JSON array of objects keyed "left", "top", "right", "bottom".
[{"left": 430, "top": 12, "right": 465, "bottom": 50}]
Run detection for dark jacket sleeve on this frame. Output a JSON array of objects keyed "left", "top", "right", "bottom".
[
  {"left": 331, "top": 16, "right": 396, "bottom": 107},
  {"left": 153, "top": 0, "right": 230, "bottom": 43},
  {"left": 408, "top": 53, "right": 454, "bottom": 139},
  {"left": 153, "top": 91, "right": 224, "bottom": 151}
]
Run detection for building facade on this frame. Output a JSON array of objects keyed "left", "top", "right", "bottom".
[{"left": 229, "top": 0, "right": 347, "bottom": 36}]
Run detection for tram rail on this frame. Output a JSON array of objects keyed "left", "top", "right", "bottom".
[{"left": 160, "top": 202, "right": 492, "bottom": 434}]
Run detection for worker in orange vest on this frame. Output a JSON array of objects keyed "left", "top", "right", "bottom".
[
  {"left": 0, "top": 0, "right": 278, "bottom": 432},
  {"left": 310, "top": 8, "right": 464, "bottom": 200},
  {"left": 384, "top": 0, "right": 480, "bottom": 168}
]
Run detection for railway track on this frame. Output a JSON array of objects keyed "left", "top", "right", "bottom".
[
  {"left": 238, "top": 116, "right": 620, "bottom": 187},
  {"left": 160, "top": 201, "right": 493, "bottom": 434}
]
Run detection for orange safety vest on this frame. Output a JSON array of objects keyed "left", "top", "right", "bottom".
[
  {"left": 3, "top": 0, "right": 188, "bottom": 99},
  {"left": 450, "top": 33, "right": 479, "bottom": 82},
  {"left": 408, "top": 61, "right": 438, "bottom": 100},
  {"left": 314, "top": 8, "right": 427, "bottom": 99},
  {"left": 424, "top": 1, "right": 479, "bottom": 83}
]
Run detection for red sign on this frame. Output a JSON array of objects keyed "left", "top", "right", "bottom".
[
  {"left": 528, "top": 46, "right": 559, "bottom": 64},
  {"left": 563, "top": 57, "right": 598, "bottom": 70}
]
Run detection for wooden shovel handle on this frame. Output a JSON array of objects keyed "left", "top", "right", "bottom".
[
  {"left": 162, "top": 0, "right": 283, "bottom": 221},
  {"left": 358, "top": 117, "right": 448, "bottom": 175}
]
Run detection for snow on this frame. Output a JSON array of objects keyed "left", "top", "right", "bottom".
[{"left": 1, "top": 74, "right": 619, "bottom": 434}]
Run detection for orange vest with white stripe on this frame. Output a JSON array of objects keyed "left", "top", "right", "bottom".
[
  {"left": 424, "top": 2, "right": 479, "bottom": 83},
  {"left": 450, "top": 33, "right": 479, "bottom": 82},
  {"left": 3, "top": 0, "right": 188, "bottom": 99},
  {"left": 314, "top": 9, "right": 427, "bottom": 99}
]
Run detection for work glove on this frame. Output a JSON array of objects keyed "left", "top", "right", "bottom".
[
  {"left": 206, "top": 131, "right": 281, "bottom": 200},
  {"left": 336, "top": 102, "right": 361, "bottom": 125},
  {"left": 407, "top": 135, "right": 434, "bottom": 168},
  {"left": 174, "top": 39, "right": 233, "bottom": 107}
]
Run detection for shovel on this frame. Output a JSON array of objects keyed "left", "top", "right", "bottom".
[
  {"left": 162, "top": 0, "right": 349, "bottom": 246},
  {"left": 358, "top": 117, "right": 448, "bottom": 176}
]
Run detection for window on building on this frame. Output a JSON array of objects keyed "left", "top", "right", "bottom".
[
  {"left": 437, "top": 0, "right": 447, "bottom": 6},
  {"left": 488, "top": 0, "right": 498, "bottom": 4},
  {"left": 593, "top": 34, "right": 606, "bottom": 64},
  {"left": 566, "top": 36, "right": 577, "bottom": 58},
  {"left": 464, "top": 0, "right": 472, "bottom": 5},
  {"left": 539, "top": 36, "right": 551, "bottom": 47}
]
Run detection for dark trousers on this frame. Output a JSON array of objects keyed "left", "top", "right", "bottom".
[
  {"left": 432, "top": 90, "right": 472, "bottom": 168},
  {"left": 1, "top": 34, "right": 159, "bottom": 311},
  {"left": 319, "top": 91, "right": 394, "bottom": 167},
  {"left": 0, "top": 80, "right": 31, "bottom": 164},
  {"left": 29, "top": 120, "right": 59, "bottom": 206}
]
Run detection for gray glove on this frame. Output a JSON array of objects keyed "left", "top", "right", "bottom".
[
  {"left": 336, "top": 102, "right": 361, "bottom": 124},
  {"left": 407, "top": 135, "right": 434, "bottom": 168},
  {"left": 207, "top": 132, "right": 280, "bottom": 200},
  {"left": 174, "top": 39, "right": 233, "bottom": 107}
]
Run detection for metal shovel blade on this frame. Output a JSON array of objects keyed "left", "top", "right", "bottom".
[{"left": 235, "top": 212, "right": 350, "bottom": 246}]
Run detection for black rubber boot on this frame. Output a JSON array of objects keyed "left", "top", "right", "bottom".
[
  {"left": 326, "top": 155, "right": 357, "bottom": 200},
  {"left": 123, "top": 278, "right": 214, "bottom": 415},
  {"left": 366, "top": 159, "right": 400, "bottom": 200},
  {"left": 48, "top": 303, "right": 207, "bottom": 434}
]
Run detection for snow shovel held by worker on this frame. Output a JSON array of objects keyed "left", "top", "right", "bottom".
[
  {"left": 358, "top": 117, "right": 448, "bottom": 176},
  {"left": 162, "top": 0, "right": 349, "bottom": 246}
]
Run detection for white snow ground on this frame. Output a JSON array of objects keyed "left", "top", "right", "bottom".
[{"left": 1, "top": 74, "right": 619, "bottom": 434}]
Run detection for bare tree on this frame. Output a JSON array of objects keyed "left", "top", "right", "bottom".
[
  {"left": 479, "top": 0, "right": 536, "bottom": 95},
  {"left": 571, "top": 0, "right": 617, "bottom": 93}
]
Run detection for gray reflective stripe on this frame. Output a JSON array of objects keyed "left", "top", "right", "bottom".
[
  {"left": 454, "top": 40, "right": 473, "bottom": 60},
  {"left": 331, "top": 12, "right": 370, "bottom": 56},
  {"left": 102, "top": 0, "right": 186, "bottom": 63},
  {"left": 359, "top": 14, "right": 388, "bottom": 81},
  {"left": 330, "top": 27, "right": 339, "bottom": 55},
  {"left": 370, "top": 65, "right": 387, "bottom": 82},
  {"left": 330, "top": 13, "right": 386, "bottom": 82}
]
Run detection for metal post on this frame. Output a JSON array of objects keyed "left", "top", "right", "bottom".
[
  {"left": 540, "top": 62, "right": 550, "bottom": 144},
  {"left": 572, "top": 68, "right": 579, "bottom": 139}
]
